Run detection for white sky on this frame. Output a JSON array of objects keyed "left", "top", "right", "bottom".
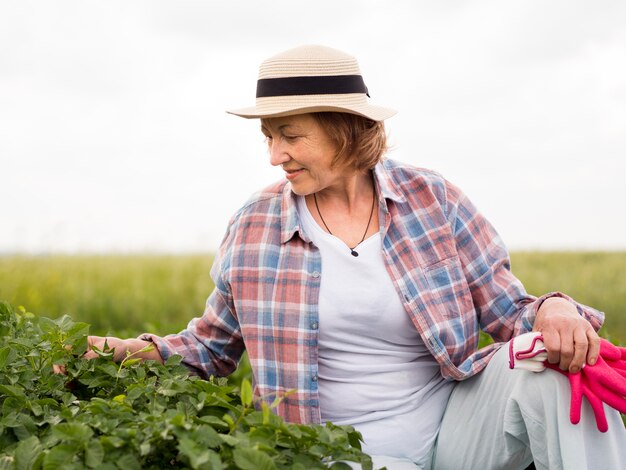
[{"left": 1, "top": 0, "right": 625, "bottom": 253}]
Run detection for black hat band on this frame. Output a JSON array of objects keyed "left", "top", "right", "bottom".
[{"left": 256, "top": 75, "right": 369, "bottom": 98}]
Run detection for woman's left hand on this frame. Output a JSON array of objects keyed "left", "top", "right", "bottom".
[{"left": 532, "top": 297, "right": 601, "bottom": 373}]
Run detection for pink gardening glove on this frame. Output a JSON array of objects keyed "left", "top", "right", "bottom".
[
  {"left": 510, "top": 332, "right": 626, "bottom": 432},
  {"left": 545, "top": 339, "right": 626, "bottom": 432}
]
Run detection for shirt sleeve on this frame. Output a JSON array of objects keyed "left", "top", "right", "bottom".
[
  {"left": 443, "top": 180, "right": 604, "bottom": 342},
  {"left": 139, "top": 227, "right": 245, "bottom": 379}
]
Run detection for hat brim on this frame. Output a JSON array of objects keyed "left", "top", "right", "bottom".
[{"left": 227, "top": 94, "right": 396, "bottom": 122}]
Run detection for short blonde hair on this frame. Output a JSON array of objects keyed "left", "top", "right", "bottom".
[{"left": 311, "top": 112, "right": 388, "bottom": 171}]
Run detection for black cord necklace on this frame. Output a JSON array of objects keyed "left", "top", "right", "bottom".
[{"left": 313, "top": 190, "right": 376, "bottom": 257}]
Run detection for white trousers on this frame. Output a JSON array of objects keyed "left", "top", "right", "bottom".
[
  {"left": 429, "top": 344, "right": 626, "bottom": 470},
  {"left": 355, "top": 344, "right": 626, "bottom": 470}
]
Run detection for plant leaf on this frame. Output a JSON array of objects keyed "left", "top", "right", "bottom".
[
  {"left": 233, "top": 448, "right": 276, "bottom": 470},
  {"left": 329, "top": 463, "right": 354, "bottom": 470},
  {"left": 177, "top": 437, "right": 222, "bottom": 469},
  {"left": 85, "top": 439, "right": 105, "bottom": 468},
  {"left": 52, "top": 422, "right": 93, "bottom": 444},
  {"left": 14, "top": 435, "right": 43, "bottom": 470},
  {"left": 0, "top": 346, "right": 17, "bottom": 369},
  {"left": 261, "top": 401, "right": 270, "bottom": 425},
  {"left": 43, "top": 445, "right": 76, "bottom": 470},
  {"left": 240, "top": 379, "right": 253, "bottom": 407},
  {"left": 0, "top": 384, "right": 25, "bottom": 399}
]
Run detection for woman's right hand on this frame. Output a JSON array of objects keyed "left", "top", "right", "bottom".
[
  {"left": 84, "top": 336, "right": 164, "bottom": 363},
  {"left": 53, "top": 336, "right": 164, "bottom": 374}
]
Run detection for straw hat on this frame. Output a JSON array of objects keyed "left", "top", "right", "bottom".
[{"left": 227, "top": 45, "right": 396, "bottom": 122}]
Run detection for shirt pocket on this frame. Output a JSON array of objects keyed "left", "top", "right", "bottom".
[{"left": 422, "top": 257, "right": 474, "bottom": 319}]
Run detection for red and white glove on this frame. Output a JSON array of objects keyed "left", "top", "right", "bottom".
[
  {"left": 508, "top": 331, "right": 548, "bottom": 372},
  {"left": 509, "top": 332, "right": 626, "bottom": 432}
]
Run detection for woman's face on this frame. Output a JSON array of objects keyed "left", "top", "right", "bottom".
[{"left": 261, "top": 114, "right": 344, "bottom": 196}]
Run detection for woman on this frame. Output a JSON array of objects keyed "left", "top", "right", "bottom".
[{"left": 89, "top": 46, "right": 626, "bottom": 469}]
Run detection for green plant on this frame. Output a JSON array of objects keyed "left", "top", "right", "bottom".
[{"left": 0, "top": 301, "right": 372, "bottom": 469}]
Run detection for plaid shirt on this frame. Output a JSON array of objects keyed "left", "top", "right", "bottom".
[{"left": 143, "top": 158, "right": 603, "bottom": 424}]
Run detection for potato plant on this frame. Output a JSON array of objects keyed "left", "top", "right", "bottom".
[{"left": 0, "top": 302, "right": 372, "bottom": 470}]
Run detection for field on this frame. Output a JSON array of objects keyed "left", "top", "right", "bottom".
[
  {"left": 0, "top": 251, "right": 624, "bottom": 343},
  {"left": 0, "top": 254, "right": 212, "bottom": 338}
]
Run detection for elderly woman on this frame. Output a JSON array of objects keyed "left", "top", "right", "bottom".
[{"left": 89, "top": 46, "right": 626, "bottom": 469}]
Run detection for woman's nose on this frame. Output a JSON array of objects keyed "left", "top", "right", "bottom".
[{"left": 269, "top": 141, "right": 290, "bottom": 167}]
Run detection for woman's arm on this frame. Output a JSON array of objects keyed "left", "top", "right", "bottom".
[{"left": 444, "top": 179, "right": 603, "bottom": 373}]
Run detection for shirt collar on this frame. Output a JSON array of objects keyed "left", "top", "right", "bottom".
[
  {"left": 280, "top": 182, "right": 309, "bottom": 244},
  {"left": 374, "top": 159, "right": 406, "bottom": 203}
]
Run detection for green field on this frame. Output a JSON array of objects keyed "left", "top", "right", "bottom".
[{"left": 0, "top": 251, "right": 625, "bottom": 344}]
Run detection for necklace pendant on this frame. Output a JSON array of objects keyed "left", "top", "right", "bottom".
[{"left": 312, "top": 187, "right": 375, "bottom": 261}]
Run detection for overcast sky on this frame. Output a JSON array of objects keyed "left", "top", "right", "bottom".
[{"left": 1, "top": 0, "right": 625, "bottom": 253}]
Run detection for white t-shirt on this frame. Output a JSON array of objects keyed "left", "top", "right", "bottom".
[{"left": 297, "top": 196, "right": 454, "bottom": 464}]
